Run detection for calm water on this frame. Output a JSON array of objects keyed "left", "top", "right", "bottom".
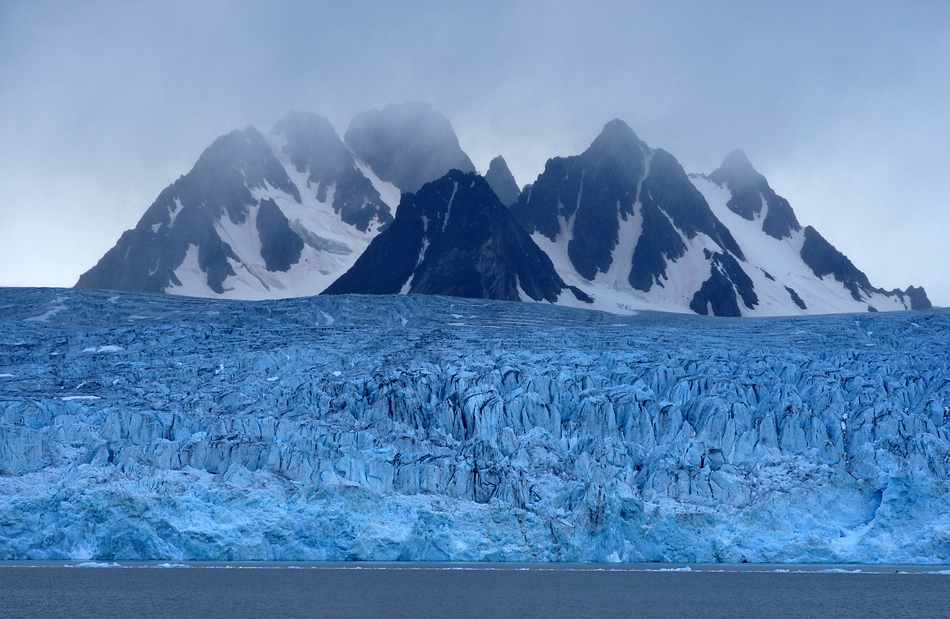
[{"left": 1, "top": 563, "right": 949, "bottom": 619}]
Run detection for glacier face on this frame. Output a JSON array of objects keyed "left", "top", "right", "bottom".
[{"left": 1, "top": 287, "right": 949, "bottom": 563}]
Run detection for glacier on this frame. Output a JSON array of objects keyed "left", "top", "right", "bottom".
[{"left": 1, "top": 287, "right": 949, "bottom": 563}]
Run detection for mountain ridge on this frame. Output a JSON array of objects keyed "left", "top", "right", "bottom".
[{"left": 75, "top": 105, "right": 930, "bottom": 315}]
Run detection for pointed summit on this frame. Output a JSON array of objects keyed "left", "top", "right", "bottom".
[
  {"left": 716, "top": 149, "right": 756, "bottom": 176},
  {"left": 587, "top": 119, "right": 649, "bottom": 160},
  {"left": 512, "top": 119, "right": 743, "bottom": 307},
  {"left": 324, "top": 170, "right": 588, "bottom": 303},
  {"left": 344, "top": 102, "right": 476, "bottom": 193},
  {"left": 596, "top": 118, "right": 642, "bottom": 141},
  {"left": 484, "top": 156, "right": 521, "bottom": 207},
  {"left": 708, "top": 149, "right": 800, "bottom": 240},
  {"left": 509, "top": 119, "right": 650, "bottom": 280},
  {"left": 271, "top": 111, "right": 349, "bottom": 180}
]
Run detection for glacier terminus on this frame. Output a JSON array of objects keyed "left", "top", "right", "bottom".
[{"left": 1, "top": 288, "right": 949, "bottom": 563}]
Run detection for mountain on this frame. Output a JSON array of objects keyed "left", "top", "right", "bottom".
[
  {"left": 323, "top": 169, "right": 591, "bottom": 304},
  {"left": 692, "top": 149, "right": 930, "bottom": 314},
  {"left": 77, "top": 104, "right": 489, "bottom": 299},
  {"left": 511, "top": 119, "right": 929, "bottom": 316},
  {"left": 75, "top": 106, "right": 928, "bottom": 315},
  {"left": 75, "top": 112, "right": 403, "bottom": 299},
  {"left": 484, "top": 155, "right": 521, "bottom": 207},
  {"left": 344, "top": 102, "right": 476, "bottom": 193}
]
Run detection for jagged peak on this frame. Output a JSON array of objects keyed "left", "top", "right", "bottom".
[
  {"left": 720, "top": 148, "right": 754, "bottom": 171},
  {"left": 589, "top": 119, "right": 648, "bottom": 152},
  {"left": 576, "top": 119, "right": 651, "bottom": 177},
  {"left": 485, "top": 156, "right": 521, "bottom": 207},
  {"left": 269, "top": 110, "right": 348, "bottom": 176},
  {"left": 419, "top": 168, "right": 481, "bottom": 197},
  {"left": 487, "top": 155, "right": 511, "bottom": 174},
  {"left": 710, "top": 149, "right": 760, "bottom": 187},
  {"left": 192, "top": 125, "right": 269, "bottom": 170}
]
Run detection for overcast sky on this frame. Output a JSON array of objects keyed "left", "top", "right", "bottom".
[{"left": 1, "top": 0, "right": 948, "bottom": 305}]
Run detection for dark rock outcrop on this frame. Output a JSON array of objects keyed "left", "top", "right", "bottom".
[
  {"left": 272, "top": 111, "right": 393, "bottom": 232},
  {"left": 484, "top": 156, "right": 521, "bottom": 207},
  {"left": 324, "top": 170, "right": 590, "bottom": 304},
  {"left": 689, "top": 250, "right": 758, "bottom": 316}
]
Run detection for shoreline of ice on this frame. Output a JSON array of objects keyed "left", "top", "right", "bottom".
[{"left": 3, "top": 561, "right": 949, "bottom": 575}]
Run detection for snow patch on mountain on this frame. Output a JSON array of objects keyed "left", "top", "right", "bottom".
[
  {"left": 160, "top": 129, "right": 401, "bottom": 300},
  {"left": 691, "top": 175, "right": 908, "bottom": 315}
]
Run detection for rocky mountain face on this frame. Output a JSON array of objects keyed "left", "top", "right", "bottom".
[
  {"left": 271, "top": 111, "right": 395, "bottom": 233},
  {"left": 76, "top": 106, "right": 476, "bottom": 300},
  {"left": 76, "top": 104, "right": 929, "bottom": 315},
  {"left": 76, "top": 123, "right": 334, "bottom": 297},
  {"left": 707, "top": 149, "right": 801, "bottom": 241},
  {"left": 510, "top": 119, "right": 929, "bottom": 316},
  {"left": 344, "top": 102, "right": 476, "bottom": 193},
  {"left": 693, "top": 149, "right": 929, "bottom": 314},
  {"left": 484, "top": 155, "right": 521, "bottom": 207},
  {"left": 324, "top": 169, "right": 590, "bottom": 304}
]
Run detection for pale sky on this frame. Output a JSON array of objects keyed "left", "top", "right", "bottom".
[{"left": 1, "top": 0, "right": 948, "bottom": 305}]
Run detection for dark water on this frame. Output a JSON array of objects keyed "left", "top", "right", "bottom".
[{"left": 1, "top": 564, "right": 949, "bottom": 619}]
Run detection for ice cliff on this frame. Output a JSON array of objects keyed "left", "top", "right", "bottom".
[{"left": 1, "top": 288, "right": 948, "bottom": 563}]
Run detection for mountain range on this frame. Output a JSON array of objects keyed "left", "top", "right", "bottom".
[{"left": 76, "top": 102, "right": 930, "bottom": 316}]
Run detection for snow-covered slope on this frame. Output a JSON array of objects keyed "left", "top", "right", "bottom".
[
  {"left": 76, "top": 112, "right": 402, "bottom": 300},
  {"left": 76, "top": 108, "right": 928, "bottom": 316},
  {"left": 692, "top": 149, "right": 928, "bottom": 315},
  {"left": 511, "top": 121, "right": 929, "bottom": 316},
  {"left": 2, "top": 287, "right": 950, "bottom": 563}
]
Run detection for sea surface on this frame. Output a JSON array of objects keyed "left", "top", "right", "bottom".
[{"left": 1, "top": 563, "right": 949, "bottom": 618}]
